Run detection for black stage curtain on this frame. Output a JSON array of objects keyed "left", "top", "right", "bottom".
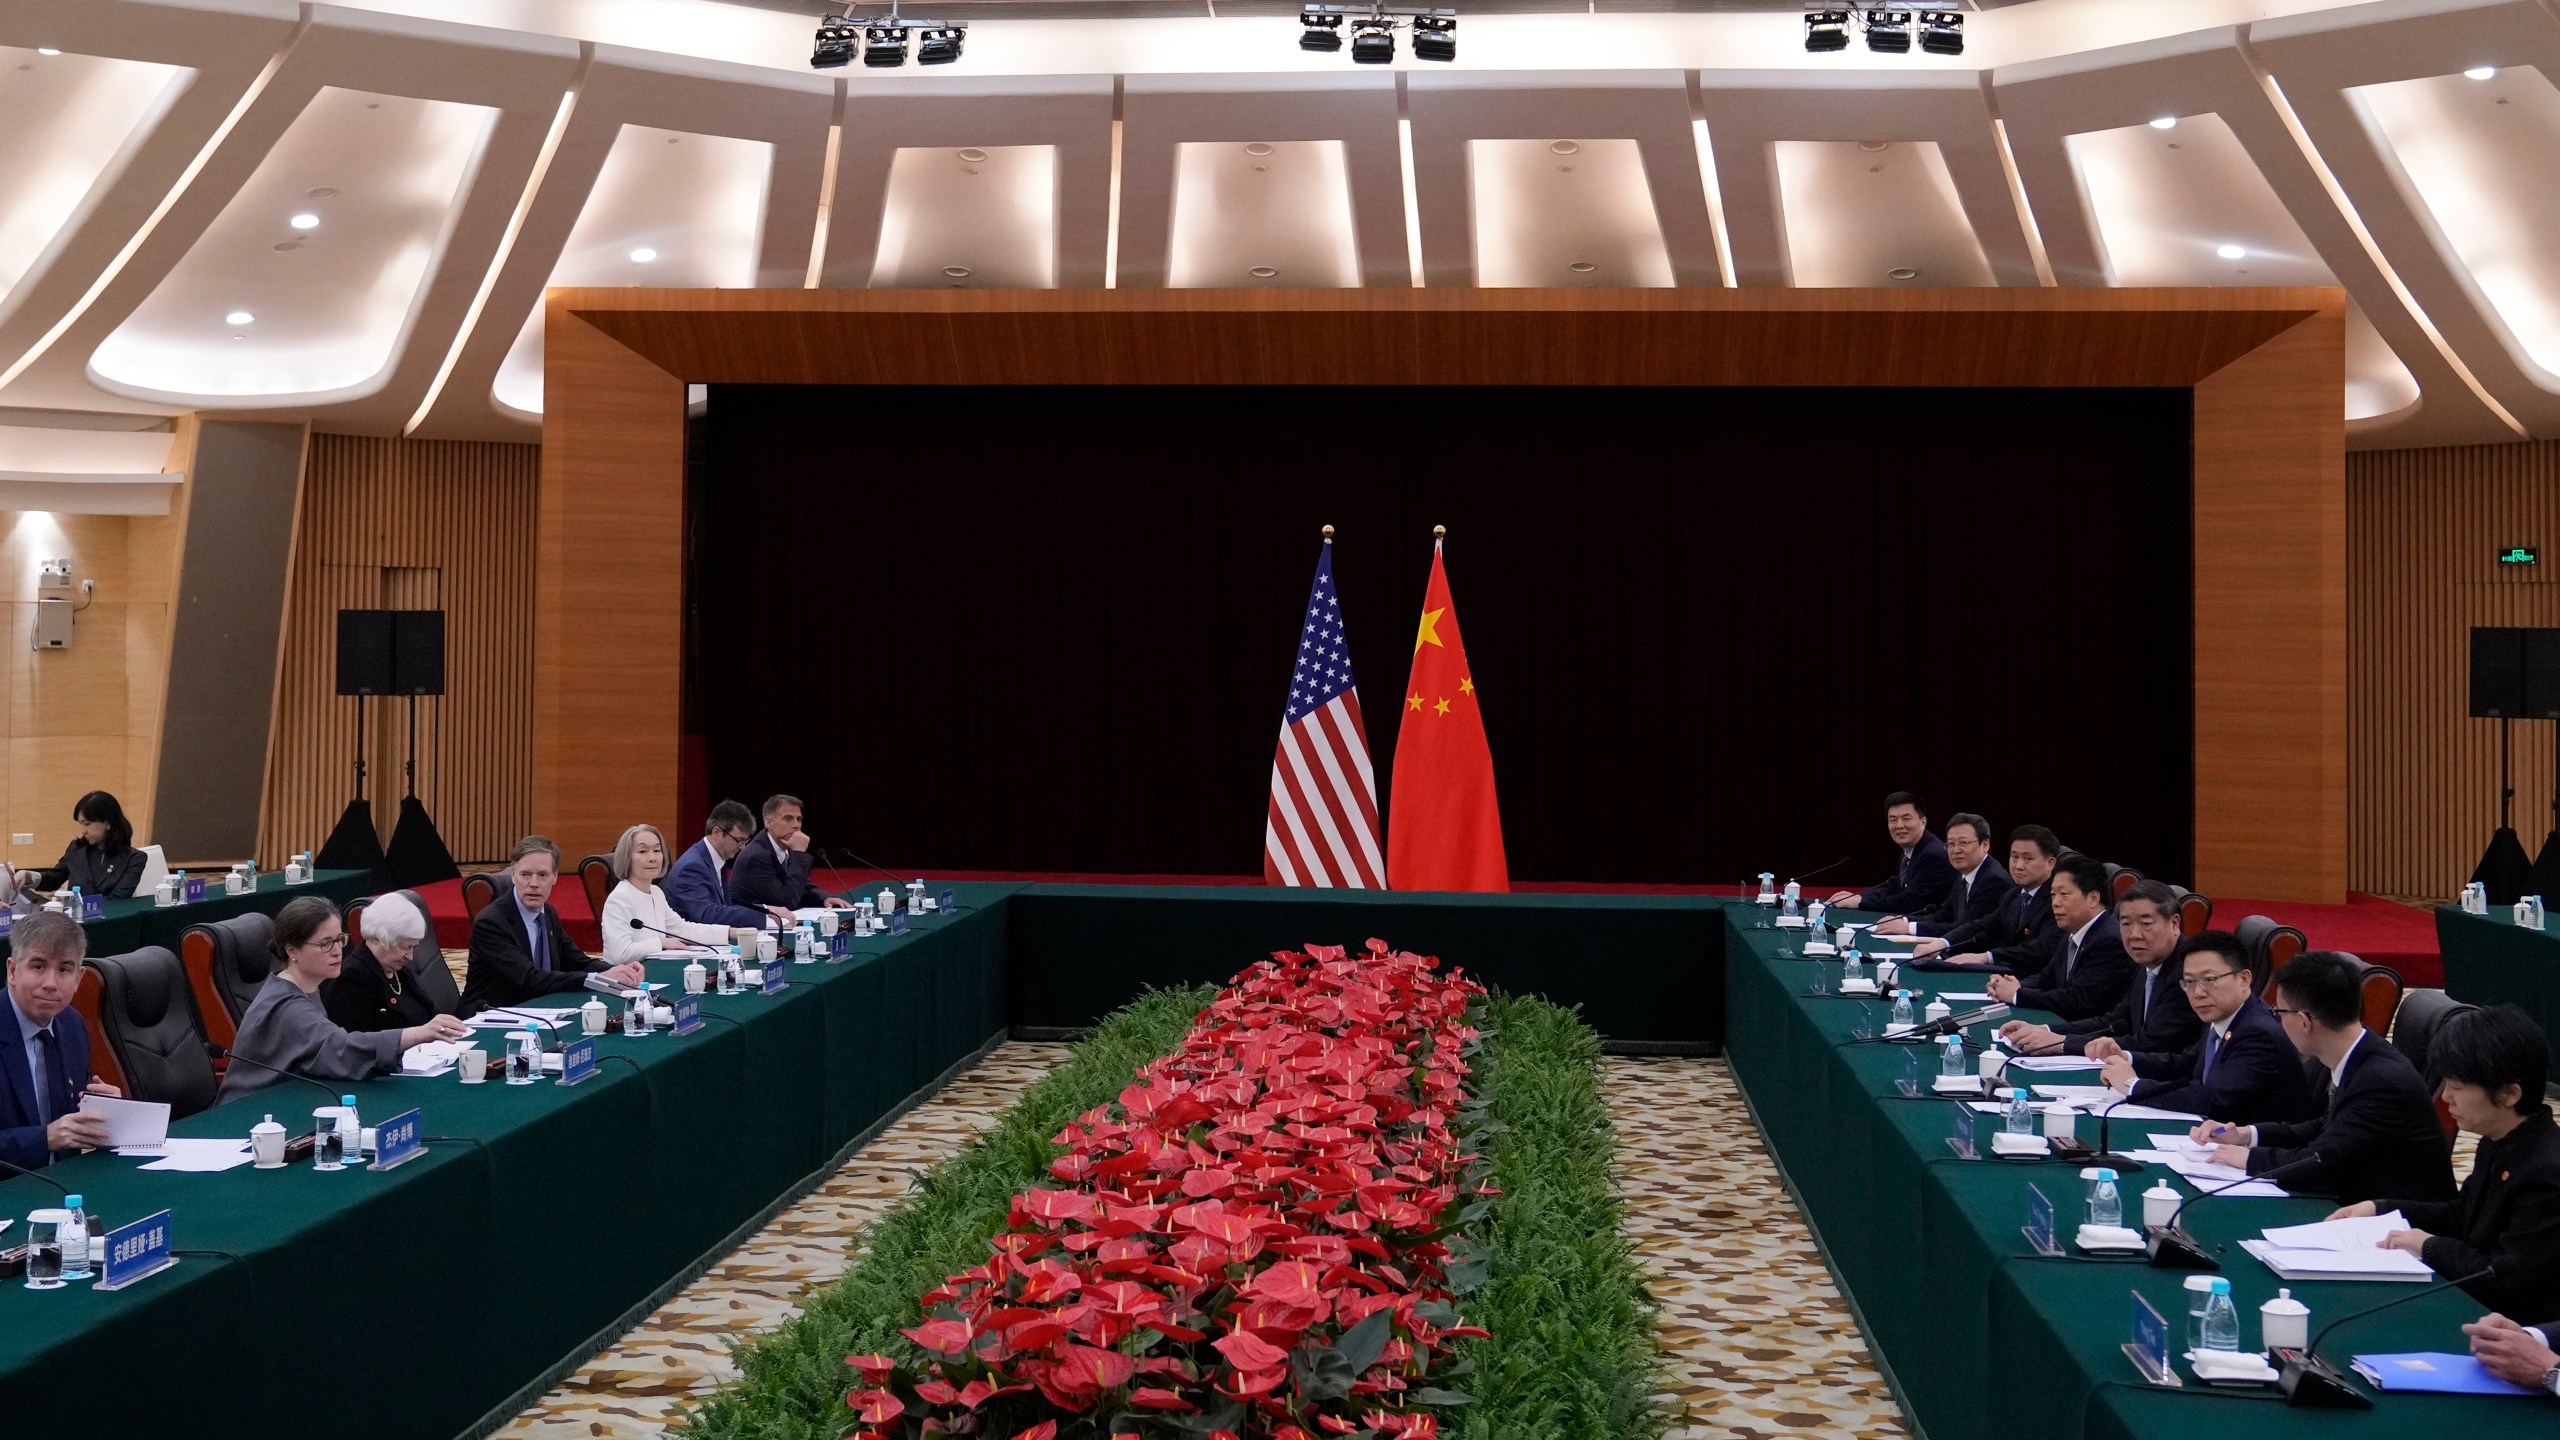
[{"left": 688, "top": 385, "right": 2193, "bottom": 887}]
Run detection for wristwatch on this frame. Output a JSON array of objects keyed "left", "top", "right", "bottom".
[{"left": 2543, "top": 1363, "right": 2560, "bottom": 1398}]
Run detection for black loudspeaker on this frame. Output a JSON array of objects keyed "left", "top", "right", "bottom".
[
  {"left": 336, "top": 609, "right": 394, "bottom": 696},
  {"left": 2526, "top": 629, "right": 2560, "bottom": 719},
  {"left": 392, "top": 610, "right": 445, "bottom": 696}
]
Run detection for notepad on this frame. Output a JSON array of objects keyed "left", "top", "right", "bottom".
[
  {"left": 125, "top": 1138, "right": 256, "bottom": 1172},
  {"left": 2238, "top": 1239, "right": 2434, "bottom": 1279},
  {"left": 2262, "top": 1212, "right": 2408, "bottom": 1252},
  {"left": 78, "top": 1093, "right": 170, "bottom": 1148},
  {"left": 2351, "top": 1353, "right": 2541, "bottom": 1394}
]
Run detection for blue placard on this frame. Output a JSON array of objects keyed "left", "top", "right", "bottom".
[
  {"left": 2125, "top": 1291, "right": 2177, "bottom": 1385},
  {"left": 373, "top": 1108, "right": 424, "bottom": 1171},
  {"left": 559, "top": 1036, "right": 597, "bottom": 1086},
  {"left": 81, "top": 894, "right": 104, "bottom": 921},
  {"left": 0, "top": 913, "right": 12, "bottom": 937},
  {"left": 185, "top": 877, "right": 207, "bottom": 902},
  {"left": 761, "top": 957, "right": 786, "bottom": 994},
  {"left": 890, "top": 910, "right": 909, "bottom": 935},
  {"left": 939, "top": 888, "right": 955, "bottom": 914},
  {"left": 96, "top": 1209, "right": 175, "bottom": 1292},
  {"left": 1946, "top": 1100, "right": 1978, "bottom": 1160},
  {"left": 670, "top": 992, "right": 703, "bottom": 1035},
  {"left": 2024, "top": 1183, "right": 2058, "bottom": 1256},
  {"left": 829, "top": 930, "right": 849, "bottom": 961}
]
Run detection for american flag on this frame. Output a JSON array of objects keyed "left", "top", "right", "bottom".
[{"left": 1264, "top": 541, "right": 1384, "bottom": 888}]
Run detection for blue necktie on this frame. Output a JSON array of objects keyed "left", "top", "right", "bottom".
[
  {"left": 35, "top": 1026, "right": 66, "bottom": 1126},
  {"left": 531, "top": 914, "right": 549, "bottom": 971},
  {"left": 2200, "top": 1028, "right": 2221, "bottom": 1081}
]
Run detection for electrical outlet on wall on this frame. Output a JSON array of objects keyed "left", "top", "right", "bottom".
[{"left": 10, "top": 834, "right": 32, "bottom": 846}]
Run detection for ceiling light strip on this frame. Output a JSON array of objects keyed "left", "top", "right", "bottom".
[
  {"left": 1396, "top": 112, "right": 1425, "bottom": 288},
  {"left": 1987, "top": 114, "right": 2055, "bottom": 287},
  {"left": 1104, "top": 114, "right": 1125, "bottom": 289},
  {"left": 0, "top": 25, "right": 304, "bottom": 395},
  {"left": 2245, "top": 57, "right": 2524, "bottom": 436},
  {"left": 405, "top": 83, "right": 584, "bottom": 437},
  {"left": 807, "top": 120, "right": 844, "bottom": 289},
  {"left": 1688, "top": 107, "right": 1737, "bottom": 289}
]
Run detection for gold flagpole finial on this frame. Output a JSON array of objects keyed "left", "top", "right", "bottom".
[
  {"left": 1433, "top": 524, "right": 1447, "bottom": 540},
  {"left": 1322, "top": 524, "right": 1335, "bottom": 541}
]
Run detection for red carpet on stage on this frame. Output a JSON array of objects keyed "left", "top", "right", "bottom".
[{"left": 415, "top": 871, "right": 2441, "bottom": 987}]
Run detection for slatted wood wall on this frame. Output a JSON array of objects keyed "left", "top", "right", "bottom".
[
  {"left": 258, "top": 433, "right": 539, "bottom": 867},
  {"left": 2349, "top": 438, "right": 2560, "bottom": 901}
]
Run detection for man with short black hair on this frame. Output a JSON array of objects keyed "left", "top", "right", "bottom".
[
  {"left": 1908, "top": 824, "right": 2061, "bottom": 972},
  {"left": 2334, "top": 1006, "right": 2560, "bottom": 1318},
  {"left": 728, "top": 794, "right": 856, "bottom": 912},
  {"left": 1873, "top": 812, "right": 2009, "bottom": 938},
  {"left": 1999, "top": 879, "right": 2200, "bottom": 1058},
  {"left": 1827, "top": 791, "right": 1953, "bottom": 914},
  {"left": 1, "top": 911, "right": 124, "bottom": 1172},
  {"left": 1987, "top": 853, "right": 2127, "bottom": 1020},
  {"left": 2098, "top": 929, "right": 2316, "bottom": 1124},
  {"left": 668, "top": 800, "right": 789, "bottom": 930},
  {"left": 2189, "top": 951, "right": 2454, "bottom": 1205}
]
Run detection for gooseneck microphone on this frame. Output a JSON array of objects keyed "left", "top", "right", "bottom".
[
  {"left": 1796, "top": 856, "right": 1852, "bottom": 887},
  {"left": 205, "top": 1044, "right": 348, "bottom": 1106},
  {"left": 2278, "top": 1263, "right": 2497, "bottom": 1408},
  {"left": 816, "top": 846, "right": 901, "bottom": 894},
  {"left": 628, "top": 916, "right": 718, "bottom": 949},
  {"left": 2147, "top": 1150, "right": 2326, "bottom": 1270},
  {"left": 0, "top": 1153, "right": 71, "bottom": 1199}
]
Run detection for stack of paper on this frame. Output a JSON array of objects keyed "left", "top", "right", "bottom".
[
  {"left": 2240, "top": 1239, "right": 2433, "bottom": 1280},
  {"left": 398, "top": 1040, "right": 473, "bottom": 1077},
  {"left": 2262, "top": 1212, "right": 2408, "bottom": 1251},
  {"left": 467, "top": 1006, "right": 575, "bottom": 1030},
  {"left": 78, "top": 1093, "right": 170, "bottom": 1148},
  {"left": 2011, "top": 1056, "right": 2101, "bottom": 1073},
  {"left": 118, "top": 1138, "right": 256, "bottom": 1173}
]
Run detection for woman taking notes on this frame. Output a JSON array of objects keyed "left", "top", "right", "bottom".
[
  {"left": 13, "top": 791, "right": 144, "bottom": 898},
  {"left": 219, "top": 896, "right": 469, "bottom": 1102},
  {"left": 325, "top": 892, "right": 459, "bottom": 1033},
  {"left": 600, "top": 823, "right": 733, "bottom": 965}
]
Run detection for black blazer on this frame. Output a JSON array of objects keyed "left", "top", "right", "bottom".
[
  {"left": 2382, "top": 1110, "right": 2560, "bottom": 1320},
  {"left": 1856, "top": 831, "right": 1955, "bottom": 914},
  {"left": 2015, "top": 910, "right": 2132, "bottom": 1021},
  {"left": 1933, "top": 881, "right": 2058, "bottom": 973},
  {"left": 0, "top": 991, "right": 93, "bottom": 1173},
  {"left": 28, "top": 838, "right": 142, "bottom": 898},
  {"left": 324, "top": 943, "right": 463, "bottom": 1033},
  {"left": 2059, "top": 961, "right": 2204, "bottom": 1059},
  {"left": 2246, "top": 1037, "right": 2455, "bottom": 1206},
  {"left": 727, "top": 835, "right": 823, "bottom": 911},
  {"left": 1916, "top": 856, "right": 2012, "bottom": 937},
  {"left": 2130, "top": 993, "right": 2318, "bottom": 1124},
  {"left": 460, "top": 896, "right": 607, "bottom": 1014}
]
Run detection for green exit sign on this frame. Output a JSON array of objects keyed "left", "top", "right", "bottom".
[{"left": 2500, "top": 546, "right": 2540, "bottom": 566}]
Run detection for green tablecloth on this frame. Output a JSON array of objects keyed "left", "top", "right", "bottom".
[
  {"left": 0, "top": 868, "right": 373, "bottom": 961},
  {"left": 2437, "top": 905, "right": 2560, "bottom": 1055},
  {"left": 1725, "top": 903, "right": 2526, "bottom": 1440},
  {"left": 0, "top": 881, "right": 1018, "bottom": 1440}
]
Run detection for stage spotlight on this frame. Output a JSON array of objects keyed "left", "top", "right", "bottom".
[
  {"left": 1864, "top": 9, "right": 1913, "bottom": 53},
  {"left": 1917, "top": 10, "right": 1963, "bottom": 55},
  {"left": 1350, "top": 15, "right": 1396, "bottom": 64},
  {"left": 810, "top": 15, "right": 859, "bottom": 68},
  {"left": 917, "top": 24, "right": 964, "bottom": 63},
  {"left": 1299, "top": 9, "right": 1343, "bottom": 51},
  {"left": 863, "top": 23, "right": 911, "bottom": 66},
  {"left": 1805, "top": 10, "right": 1851, "bottom": 52},
  {"left": 1412, "top": 14, "right": 1456, "bottom": 61}
]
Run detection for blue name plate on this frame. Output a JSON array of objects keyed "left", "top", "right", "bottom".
[
  {"left": 670, "top": 993, "right": 703, "bottom": 1035},
  {"left": 939, "top": 889, "right": 955, "bottom": 914},
  {"left": 761, "top": 958, "right": 786, "bottom": 995},
  {"left": 559, "top": 1036, "right": 597, "bottom": 1086},
  {"left": 82, "top": 895, "right": 105, "bottom": 921},
  {"left": 373, "top": 1107, "right": 424, "bottom": 1171},
  {"left": 2024, "top": 1183, "right": 2058, "bottom": 1257},
  {"left": 96, "top": 1209, "right": 175, "bottom": 1292},
  {"left": 890, "top": 910, "right": 909, "bottom": 935},
  {"left": 2126, "top": 1291, "right": 2177, "bottom": 1385},
  {"left": 186, "top": 877, "right": 208, "bottom": 902}
]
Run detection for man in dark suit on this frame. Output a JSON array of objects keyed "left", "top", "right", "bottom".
[
  {"left": 461, "top": 836, "right": 646, "bottom": 1014},
  {"left": 2098, "top": 929, "right": 2317, "bottom": 1124},
  {"left": 2339, "top": 1006, "right": 2560, "bottom": 1319},
  {"left": 668, "top": 800, "right": 788, "bottom": 931},
  {"left": 2188, "top": 950, "right": 2454, "bottom": 1205},
  {"left": 1986, "top": 853, "right": 2127, "bottom": 1021},
  {"left": 1908, "top": 824, "right": 2061, "bottom": 973},
  {"left": 1999, "top": 880, "right": 2202, "bottom": 1059},
  {"left": 728, "top": 794, "right": 856, "bottom": 914},
  {"left": 1827, "top": 791, "right": 1954, "bottom": 915},
  {"left": 1873, "top": 812, "right": 2009, "bottom": 939},
  {"left": 1, "top": 911, "right": 123, "bottom": 1173}
]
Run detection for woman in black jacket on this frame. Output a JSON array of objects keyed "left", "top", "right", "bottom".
[{"left": 13, "top": 791, "right": 142, "bottom": 898}]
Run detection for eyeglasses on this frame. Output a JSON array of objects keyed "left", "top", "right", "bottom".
[
  {"left": 2267, "top": 1006, "right": 2303, "bottom": 1018},
  {"left": 310, "top": 935, "right": 348, "bottom": 952},
  {"left": 2177, "top": 969, "right": 2244, "bottom": 992}
]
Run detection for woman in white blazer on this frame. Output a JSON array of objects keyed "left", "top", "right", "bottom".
[{"left": 600, "top": 823, "right": 735, "bottom": 964}]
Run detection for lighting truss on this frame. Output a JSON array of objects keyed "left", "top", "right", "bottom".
[
  {"left": 1806, "top": 3, "right": 1965, "bottom": 59},
  {"left": 808, "top": 8, "right": 967, "bottom": 69},
  {"left": 1298, "top": 5, "right": 1458, "bottom": 64}
]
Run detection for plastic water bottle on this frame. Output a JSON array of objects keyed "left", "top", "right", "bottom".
[
  {"left": 1806, "top": 899, "right": 1828, "bottom": 933},
  {"left": 2004, "top": 1088, "right": 2035, "bottom": 1135},
  {"left": 626, "top": 986, "right": 651, "bottom": 1036},
  {"left": 1940, "top": 1034, "right": 1967, "bottom": 1079},
  {"left": 1781, "top": 881, "right": 1801, "bottom": 918},
  {"left": 57, "top": 1195, "right": 90, "bottom": 1281},
  {"left": 316, "top": 1111, "right": 345, "bottom": 1170},
  {"left": 338, "top": 1095, "right": 361, "bottom": 1164},
  {"left": 1890, "top": 990, "right": 1915, "bottom": 1029},
  {"left": 1842, "top": 949, "right": 1867, "bottom": 984},
  {"left": 2087, "top": 1168, "right": 2122, "bottom": 1228},
  {"left": 2200, "top": 1278, "right": 2241, "bottom": 1353}
]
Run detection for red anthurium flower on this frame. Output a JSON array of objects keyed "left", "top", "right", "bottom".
[
  {"left": 901, "top": 1318, "right": 974, "bottom": 1355},
  {"left": 845, "top": 1389, "right": 904, "bottom": 1424},
  {"left": 1244, "top": 1261, "right": 1326, "bottom": 1309},
  {"left": 1212, "top": 1330, "right": 1290, "bottom": 1372},
  {"left": 1009, "top": 1423, "right": 1058, "bottom": 1440},
  {"left": 844, "top": 1354, "right": 895, "bottom": 1378},
  {"left": 1129, "top": 1388, "right": 1199, "bottom": 1410},
  {"left": 1057, "top": 1343, "right": 1137, "bottom": 1390},
  {"left": 913, "top": 1380, "right": 961, "bottom": 1406}
]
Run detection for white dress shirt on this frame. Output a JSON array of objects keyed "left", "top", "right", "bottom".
[{"left": 601, "top": 880, "right": 733, "bottom": 964}]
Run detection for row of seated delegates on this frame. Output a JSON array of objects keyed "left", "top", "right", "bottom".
[
  {"left": 665, "top": 800, "right": 795, "bottom": 932},
  {"left": 725, "top": 794, "right": 855, "bottom": 914},
  {"left": 217, "top": 897, "right": 472, "bottom": 1103},
  {"left": 601, "top": 823, "right": 735, "bottom": 963},
  {"left": 461, "top": 836, "right": 648, "bottom": 1014},
  {"left": 6, "top": 790, "right": 144, "bottom": 902},
  {"left": 323, "top": 892, "right": 455, "bottom": 1034},
  {"left": 1824, "top": 791, "right": 1954, "bottom": 916},
  {"left": 2092, "top": 929, "right": 2316, "bottom": 1123},
  {"left": 1980, "top": 853, "right": 2128, "bottom": 1021},
  {"left": 1903, "top": 824, "right": 2064, "bottom": 974},
  {"left": 1870, "top": 812, "right": 2010, "bottom": 940},
  {"left": 1998, "top": 880, "right": 2201, "bottom": 1061},
  {"left": 0, "top": 912, "right": 124, "bottom": 1173}
]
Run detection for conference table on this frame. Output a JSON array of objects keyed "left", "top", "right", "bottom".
[
  {"left": 0, "top": 867, "right": 373, "bottom": 961},
  {"left": 1725, "top": 903, "right": 2529, "bottom": 1440},
  {"left": 2436, "top": 904, "right": 2560, "bottom": 1055}
]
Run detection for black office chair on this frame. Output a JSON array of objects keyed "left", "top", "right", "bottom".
[
  {"left": 2391, "top": 989, "right": 2475, "bottom": 1074},
  {"left": 87, "top": 946, "right": 218, "bottom": 1119},
  {"left": 189, "top": 913, "right": 276, "bottom": 1028},
  {"left": 2235, "top": 914, "right": 2306, "bottom": 997},
  {"left": 2167, "top": 884, "right": 2213, "bottom": 937},
  {"left": 349, "top": 888, "right": 462, "bottom": 1015}
]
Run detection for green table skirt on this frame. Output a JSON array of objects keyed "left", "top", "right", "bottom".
[
  {"left": 1, "top": 868, "right": 374, "bottom": 961},
  {"left": 2438, "top": 904, "right": 2560, "bottom": 1056}
]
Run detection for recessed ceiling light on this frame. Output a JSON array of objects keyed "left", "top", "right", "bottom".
[
  {"left": 1245, "top": 143, "right": 1274, "bottom": 157},
  {"left": 942, "top": 265, "right": 972, "bottom": 278},
  {"left": 1549, "top": 140, "right": 1581, "bottom": 156},
  {"left": 1249, "top": 266, "right": 1279, "bottom": 278},
  {"left": 2466, "top": 66, "right": 2497, "bottom": 81},
  {"left": 2217, "top": 244, "right": 2247, "bottom": 260},
  {"left": 630, "top": 247, "right": 657, "bottom": 263},
  {"left": 1568, "top": 262, "right": 1597, "bottom": 273},
  {"left": 306, "top": 186, "right": 337, "bottom": 200},
  {"left": 2150, "top": 115, "right": 2179, "bottom": 130},
  {"left": 1888, "top": 266, "right": 1920, "bottom": 280},
  {"left": 957, "top": 147, "right": 989, "bottom": 162},
  {"left": 289, "top": 212, "right": 319, "bottom": 230},
  {"left": 37, "top": 48, "right": 62, "bottom": 57},
  {"left": 273, "top": 241, "right": 301, "bottom": 252},
  {"left": 1858, "top": 140, "right": 1891, "bottom": 153},
  {"left": 225, "top": 310, "right": 254, "bottom": 326}
]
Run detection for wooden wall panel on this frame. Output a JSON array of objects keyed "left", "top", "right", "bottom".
[
  {"left": 259, "top": 433, "right": 538, "bottom": 867},
  {"left": 2348, "top": 438, "right": 2560, "bottom": 900}
]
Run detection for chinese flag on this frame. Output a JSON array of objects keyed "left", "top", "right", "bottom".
[{"left": 1387, "top": 536, "right": 1509, "bottom": 892}]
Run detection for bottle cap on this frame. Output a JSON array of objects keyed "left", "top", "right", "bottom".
[
  {"left": 2095, "top": 1168, "right": 2115, "bottom": 1182},
  {"left": 341, "top": 1094, "right": 356, "bottom": 1106},
  {"left": 2209, "top": 1277, "right": 2232, "bottom": 1294},
  {"left": 64, "top": 1194, "right": 82, "bottom": 1208}
]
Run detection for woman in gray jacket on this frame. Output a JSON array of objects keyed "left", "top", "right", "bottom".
[{"left": 218, "top": 896, "right": 469, "bottom": 1103}]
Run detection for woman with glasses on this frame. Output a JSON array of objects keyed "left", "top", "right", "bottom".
[{"left": 218, "top": 896, "right": 469, "bottom": 1103}]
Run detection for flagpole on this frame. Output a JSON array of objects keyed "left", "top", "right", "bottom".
[
  {"left": 1323, "top": 524, "right": 1334, "bottom": 544},
  {"left": 1433, "top": 523, "right": 1444, "bottom": 551}
]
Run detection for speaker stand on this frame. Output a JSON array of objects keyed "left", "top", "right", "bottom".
[
  {"left": 2475, "top": 718, "right": 2536, "bottom": 904},
  {"left": 314, "top": 694, "right": 388, "bottom": 879},
  {"left": 2529, "top": 720, "right": 2560, "bottom": 901},
  {"left": 381, "top": 696, "right": 459, "bottom": 888}
]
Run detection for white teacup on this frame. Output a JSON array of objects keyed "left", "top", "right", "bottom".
[
  {"left": 250, "top": 1123, "right": 287, "bottom": 1168},
  {"left": 458, "top": 1049, "right": 489, "bottom": 1084}
]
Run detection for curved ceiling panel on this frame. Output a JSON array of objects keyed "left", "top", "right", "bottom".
[
  {"left": 873, "top": 144, "right": 1059, "bottom": 290},
  {"left": 2354, "top": 66, "right": 2560, "bottom": 387},
  {"left": 1167, "top": 139, "right": 1359, "bottom": 290},
  {"left": 492, "top": 124, "right": 775, "bottom": 417},
  {"left": 1469, "top": 137, "right": 1673, "bottom": 289},
  {"left": 1774, "top": 139, "right": 1993, "bottom": 288},
  {"left": 0, "top": 46, "right": 185, "bottom": 317},
  {"left": 88, "top": 86, "right": 492, "bottom": 404}
]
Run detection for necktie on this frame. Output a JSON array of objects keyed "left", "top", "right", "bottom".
[
  {"left": 2060, "top": 937, "right": 2079, "bottom": 980},
  {"left": 531, "top": 915, "right": 549, "bottom": 972},
  {"left": 2200, "top": 1027, "right": 2224, "bottom": 1081},
  {"left": 34, "top": 1026, "right": 66, "bottom": 1126}
]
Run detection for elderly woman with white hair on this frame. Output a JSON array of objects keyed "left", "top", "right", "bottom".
[
  {"left": 599, "top": 822, "right": 734, "bottom": 965},
  {"left": 322, "top": 890, "right": 460, "bottom": 1033}
]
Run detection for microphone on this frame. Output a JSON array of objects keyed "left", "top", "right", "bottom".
[
  {"left": 2277, "top": 1264, "right": 2496, "bottom": 1408},
  {"left": 628, "top": 916, "right": 720, "bottom": 950},
  {"left": 2146, "top": 1150, "right": 2326, "bottom": 1270},
  {"left": 0, "top": 1153, "right": 70, "bottom": 1199},
  {"left": 205, "top": 1044, "right": 346, "bottom": 1106},
  {"left": 1905, "top": 1001, "right": 2009, "bottom": 1041},
  {"left": 816, "top": 846, "right": 901, "bottom": 896},
  {"left": 2052, "top": 1090, "right": 2151, "bottom": 1175},
  {"left": 1796, "top": 856, "right": 1852, "bottom": 887}
]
